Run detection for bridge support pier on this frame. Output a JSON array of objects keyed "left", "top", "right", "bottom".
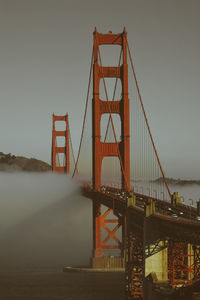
[
  {"left": 145, "top": 242, "right": 168, "bottom": 281},
  {"left": 92, "top": 200, "right": 126, "bottom": 269},
  {"left": 125, "top": 225, "right": 143, "bottom": 299},
  {"left": 193, "top": 245, "right": 200, "bottom": 281},
  {"left": 125, "top": 197, "right": 144, "bottom": 299},
  {"left": 125, "top": 198, "right": 169, "bottom": 299}
]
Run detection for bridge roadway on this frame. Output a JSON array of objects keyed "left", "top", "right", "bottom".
[{"left": 82, "top": 185, "right": 200, "bottom": 245}]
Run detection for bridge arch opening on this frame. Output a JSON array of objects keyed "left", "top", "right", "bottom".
[
  {"left": 101, "top": 156, "right": 121, "bottom": 188},
  {"left": 54, "top": 120, "right": 66, "bottom": 131},
  {"left": 100, "top": 114, "right": 121, "bottom": 142},
  {"left": 98, "top": 44, "right": 122, "bottom": 67},
  {"left": 56, "top": 136, "right": 65, "bottom": 148},
  {"left": 99, "top": 78, "right": 122, "bottom": 101},
  {"left": 56, "top": 153, "right": 65, "bottom": 167}
]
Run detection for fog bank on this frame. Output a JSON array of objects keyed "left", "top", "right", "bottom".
[
  {"left": 170, "top": 183, "right": 200, "bottom": 206},
  {"left": 0, "top": 173, "right": 92, "bottom": 268}
]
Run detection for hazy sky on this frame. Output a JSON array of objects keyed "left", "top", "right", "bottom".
[{"left": 0, "top": 0, "right": 200, "bottom": 179}]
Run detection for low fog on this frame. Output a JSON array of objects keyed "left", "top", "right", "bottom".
[
  {"left": 0, "top": 173, "right": 92, "bottom": 269},
  {"left": 0, "top": 172, "right": 199, "bottom": 270},
  {"left": 170, "top": 184, "right": 200, "bottom": 206}
]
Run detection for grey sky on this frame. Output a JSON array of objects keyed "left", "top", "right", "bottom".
[{"left": 0, "top": 0, "right": 200, "bottom": 179}]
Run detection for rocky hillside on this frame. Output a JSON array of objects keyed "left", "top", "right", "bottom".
[{"left": 0, "top": 152, "right": 51, "bottom": 172}]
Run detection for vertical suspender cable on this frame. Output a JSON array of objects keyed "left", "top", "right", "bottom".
[{"left": 126, "top": 38, "right": 172, "bottom": 199}]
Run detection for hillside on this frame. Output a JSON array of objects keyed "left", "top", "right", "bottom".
[
  {"left": 0, "top": 152, "right": 51, "bottom": 172},
  {"left": 155, "top": 177, "right": 200, "bottom": 186}
]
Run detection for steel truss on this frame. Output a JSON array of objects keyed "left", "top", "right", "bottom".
[
  {"left": 168, "top": 240, "right": 200, "bottom": 287},
  {"left": 93, "top": 201, "right": 125, "bottom": 258},
  {"left": 145, "top": 239, "right": 168, "bottom": 258},
  {"left": 125, "top": 212, "right": 143, "bottom": 299}
]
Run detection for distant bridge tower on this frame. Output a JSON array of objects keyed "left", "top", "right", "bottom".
[
  {"left": 92, "top": 28, "right": 130, "bottom": 264},
  {"left": 51, "top": 114, "right": 70, "bottom": 173}
]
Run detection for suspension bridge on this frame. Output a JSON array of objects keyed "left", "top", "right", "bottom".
[{"left": 51, "top": 28, "right": 200, "bottom": 299}]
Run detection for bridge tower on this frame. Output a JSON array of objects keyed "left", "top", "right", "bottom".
[
  {"left": 51, "top": 114, "right": 70, "bottom": 173},
  {"left": 92, "top": 28, "right": 130, "bottom": 265}
]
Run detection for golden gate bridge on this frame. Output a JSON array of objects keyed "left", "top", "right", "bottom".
[{"left": 51, "top": 28, "right": 200, "bottom": 299}]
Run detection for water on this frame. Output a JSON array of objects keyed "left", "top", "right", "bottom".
[{"left": 0, "top": 268, "right": 124, "bottom": 300}]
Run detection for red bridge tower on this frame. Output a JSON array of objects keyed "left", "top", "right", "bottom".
[
  {"left": 52, "top": 114, "right": 70, "bottom": 173},
  {"left": 92, "top": 28, "right": 130, "bottom": 265}
]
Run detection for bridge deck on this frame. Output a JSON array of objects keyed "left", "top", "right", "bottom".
[{"left": 82, "top": 185, "right": 200, "bottom": 244}]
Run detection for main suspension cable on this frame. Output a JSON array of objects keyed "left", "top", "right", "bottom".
[
  {"left": 68, "top": 121, "right": 78, "bottom": 175},
  {"left": 72, "top": 48, "right": 94, "bottom": 178}
]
